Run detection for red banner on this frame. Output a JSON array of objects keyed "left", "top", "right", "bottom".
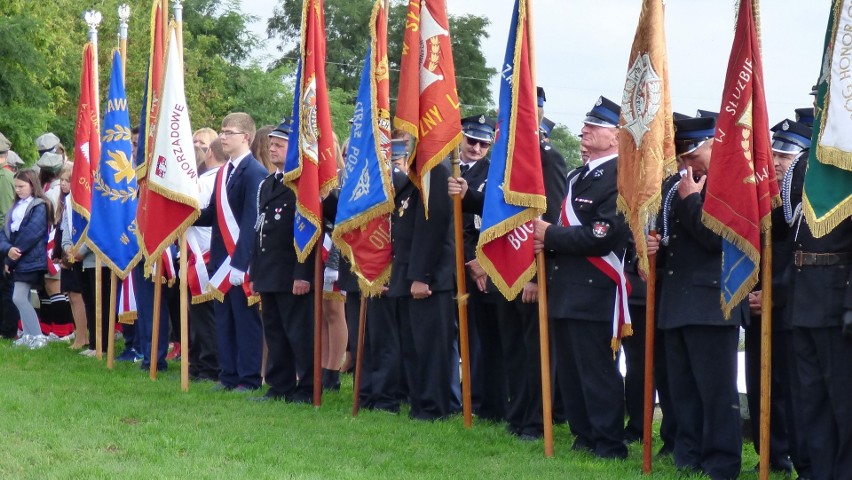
[
  {"left": 283, "top": 0, "right": 339, "bottom": 262},
  {"left": 394, "top": 0, "right": 462, "bottom": 216},
  {"left": 703, "top": 0, "right": 778, "bottom": 316},
  {"left": 70, "top": 42, "right": 100, "bottom": 250}
]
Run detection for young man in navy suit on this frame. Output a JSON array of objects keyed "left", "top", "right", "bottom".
[{"left": 195, "top": 112, "right": 268, "bottom": 391}]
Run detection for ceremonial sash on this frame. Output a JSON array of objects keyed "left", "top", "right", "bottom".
[
  {"left": 46, "top": 227, "right": 60, "bottom": 276},
  {"left": 118, "top": 274, "right": 137, "bottom": 324},
  {"left": 560, "top": 171, "right": 632, "bottom": 354},
  {"left": 186, "top": 228, "right": 213, "bottom": 304},
  {"left": 207, "top": 164, "right": 256, "bottom": 303}
]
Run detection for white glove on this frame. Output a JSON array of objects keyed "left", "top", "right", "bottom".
[
  {"left": 229, "top": 267, "right": 245, "bottom": 286},
  {"left": 323, "top": 267, "right": 339, "bottom": 291}
]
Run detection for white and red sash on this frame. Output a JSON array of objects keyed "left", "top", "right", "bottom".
[
  {"left": 207, "top": 164, "right": 253, "bottom": 301},
  {"left": 118, "top": 274, "right": 137, "bottom": 324},
  {"left": 560, "top": 170, "right": 632, "bottom": 354},
  {"left": 186, "top": 228, "right": 213, "bottom": 303},
  {"left": 46, "top": 227, "right": 60, "bottom": 276}
]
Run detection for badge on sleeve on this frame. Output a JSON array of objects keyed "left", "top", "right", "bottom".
[{"left": 592, "top": 221, "right": 610, "bottom": 238}]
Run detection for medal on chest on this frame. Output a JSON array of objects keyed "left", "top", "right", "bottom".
[
  {"left": 399, "top": 197, "right": 410, "bottom": 217},
  {"left": 274, "top": 207, "right": 282, "bottom": 221}
]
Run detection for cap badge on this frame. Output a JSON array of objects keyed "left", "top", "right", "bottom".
[
  {"left": 596, "top": 97, "right": 603, "bottom": 106},
  {"left": 478, "top": 115, "right": 485, "bottom": 124},
  {"left": 782, "top": 120, "right": 790, "bottom": 131}
]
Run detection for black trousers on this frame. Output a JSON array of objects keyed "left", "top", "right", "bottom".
[
  {"left": 744, "top": 317, "right": 792, "bottom": 469},
  {"left": 496, "top": 297, "right": 543, "bottom": 437},
  {"left": 189, "top": 299, "right": 219, "bottom": 380},
  {"left": 398, "top": 292, "right": 457, "bottom": 420},
  {"left": 665, "top": 325, "right": 741, "bottom": 479},
  {"left": 621, "top": 302, "right": 646, "bottom": 440},
  {"left": 259, "top": 291, "right": 314, "bottom": 401},
  {"left": 793, "top": 326, "right": 852, "bottom": 480},
  {"left": 469, "top": 294, "right": 507, "bottom": 422},
  {"left": 346, "top": 292, "right": 372, "bottom": 405},
  {"left": 365, "top": 295, "right": 403, "bottom": 412},
  {"left": 552, "top": 318, "right": 627, "bottom": 459},
  {"left": 654, "top": 327, "right": 678, "bottom": 453},
  {"left": 79, "top": 266, "right": 112, "bottom": 352}
]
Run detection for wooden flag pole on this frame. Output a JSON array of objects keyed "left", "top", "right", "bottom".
[
  {"left": 524, "top": 0, "right": 554, "bottom": 458},
  {"left": 95, "top": 259, "right": 103, "bottom": 360},
  {"left": 759, "top": 232, "right": 773, "bottom": 480},
  {"left": 535, "top": 253, "right": 554, "bottom": 458},
  {"left": 642, "top": 230, "right": 658, "bottom": 474},
  {"left": 149, "top": 257, "right": 163, "bottom": 380},
  {"left": 313, "top": 207, "right": 324, "bottom": 407},
  {"left": 85, "top": 9, "right": 103, "bottom": 362},
  {"left": 179, "top": 234, "right": 190, "bottom": 392},
  {"left": 352, "top": 294, "right": 367, "bottom": 417},
  {"left": 450, "top": 146, "right": 473, "bottom": 429},
  {"left": 106, "top": 274, "right": 118, "bottom": 369}
]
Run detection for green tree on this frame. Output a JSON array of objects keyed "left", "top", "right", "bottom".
[
  {"left": 548, "top": 124, "right": 582, "bottom": 170},
  {"left": 0, "top": 0, "right": 293, "bottom": 163},
  {"left": 268, "top": 0, "right": 496, "bottom": 120}
]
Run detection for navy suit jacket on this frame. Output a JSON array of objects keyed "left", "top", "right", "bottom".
[{"left": 196, "top": 152, "right": 268, "bottom": 273}]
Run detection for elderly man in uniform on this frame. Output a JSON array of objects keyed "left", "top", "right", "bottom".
[
  {"left": 248, "top": 117, "right": 315, "bottom": 403},
  {"left": 532, "top": 96, "right": 630, "bottom": 459},
  {"left": 647, "top": 113, "right": 745, "bottom": 479}
]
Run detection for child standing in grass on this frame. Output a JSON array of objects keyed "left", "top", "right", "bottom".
[{"left": 2, "top": 170, "right": 51, "bottom": 349}]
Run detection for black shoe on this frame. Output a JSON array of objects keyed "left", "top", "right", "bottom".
[{"left": 321, "top": 369, "right": 340, "bottom": 391}]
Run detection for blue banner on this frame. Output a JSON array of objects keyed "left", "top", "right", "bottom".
[
  {"left": 336, "top": 47, "right": 392, "bottom": 225},
  {"left": 87, "top": 50, "right": 141, "bottom": 279}
]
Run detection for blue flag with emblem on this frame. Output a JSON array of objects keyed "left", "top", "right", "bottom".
[
  {"left": 86, "top": 50, "right": 141, "bottom": 280},
  {"left": 332, "top": 0, "right": 394, "bottom": 296}
]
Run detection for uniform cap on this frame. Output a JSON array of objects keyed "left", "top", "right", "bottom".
[
  {"left": 0, "top": 132, "right": 10, "bottom": 153},
  {"left": 770, "top": 119, "right": 812, "bottom": 154},
  {"left": 673, "top": 115, "right": 716, "bottom": 155},
  {"left": 583, "top": 96, "right": 621, "bottom": 128},
  {"left": 269, "top": 117, "right": 292, "bottom": 139},
  {"left": 35, "top": 132, "right": 60, "bottom": 155},
  {"left": 36, "top": 151, "right": 64, "bottom": 172},
  {"left": 461, "top": 114, "right": 497, "bottom": 143}
]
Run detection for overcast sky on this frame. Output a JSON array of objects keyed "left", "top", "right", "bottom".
[{"left": 241, "top": 0, "right": 827, "bottom": 133}]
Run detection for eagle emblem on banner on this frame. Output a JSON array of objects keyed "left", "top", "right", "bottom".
[
  {"left": 621, "top": 53, "right": 661, "bottom": 147},
  {"left": 300, "top": 75, "right": 320, "bottom": 163}
]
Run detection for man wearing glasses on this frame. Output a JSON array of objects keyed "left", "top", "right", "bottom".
[{"left": 195, "top": 112, "right": 268, "bottom": 392}]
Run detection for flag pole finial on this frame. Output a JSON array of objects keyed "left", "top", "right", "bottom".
[
  {"left": 84, "top": 10, "right": 103, "bottom": 43},
  {"left": 118, "top": 5, "right": 130, "bottom": 40},
  {"left": 172, "top": 0, "right": 183, "bottom": 23}
]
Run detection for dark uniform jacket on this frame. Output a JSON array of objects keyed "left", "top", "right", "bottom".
[
  {"left": 790, "top": 216, "right": 852, "bottom": 329},
  {"left": 543, "top": 157, "right": 629, "bottom": 321},
  {"left": 460, "top": 158, "right": 490, "bottom": 263},
  {"left": 250, "top": 174, "right": 313, "bottom": 293},
  {"left": 388, "top": 161, "right": 455, "bottom": 297},
  {"left": 655, "top": 181, "right": 747, "bottom": 329}
]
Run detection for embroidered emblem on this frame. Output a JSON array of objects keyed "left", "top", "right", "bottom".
[
  {"left": 351, "top": 164, "right": 370, "bottom": 201},
  {"left": 592, "top": 221, "right": 610, "bottom": 238},
  {"left": 621, "top": 53, "right": 662, "bottom": 148}
]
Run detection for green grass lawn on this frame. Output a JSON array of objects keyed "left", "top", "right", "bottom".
[{"left": 0, "top": 339, "right": 777, "bottom": 479}]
